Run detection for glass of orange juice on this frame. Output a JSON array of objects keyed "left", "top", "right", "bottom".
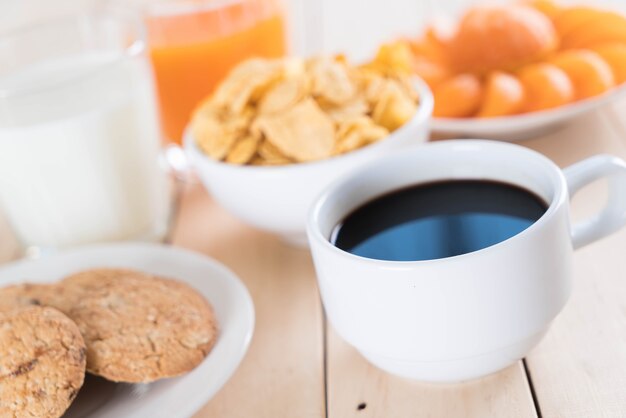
[{"left": 142, "top": 0, "right": 288, "bottom": 151}]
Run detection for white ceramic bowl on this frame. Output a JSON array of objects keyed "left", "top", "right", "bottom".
[
  {"left": 432, "top": 83, "right": 626, "bottom": 141},
  {"left": 185, "top": 78, "right": 433, "bottom": 245}
]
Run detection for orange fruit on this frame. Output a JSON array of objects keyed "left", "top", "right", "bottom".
[
  {"left": 412, "top": 58, "right": 452, "bottom": 89},
  {"left": 525, "top": 0, "right": 561, "bottom": 18},
  {"left": 549, "top": 50, "right": 615, "bottom": 99},
  {"left": 592, "top": 43, "right": 626, "bottom": 84},
  {"left": 552, "top": 7, "right": 605, "bottom": 40},
  {"left": 424, "top": 17, "right": 457, "bottom": 46},
  {"left": 449, "top": 4, "right": 558, "bottom": 73},
  {"left": 409, "top": 36, "right": 449, "bottom": 66},
  {"left": 478, "top": 72, "right": 526, "bottom": 117},
  {"left": 518, "top": 63, "right": 574, "bottom": 112},
  {"left": 560, "top": 10, "right": 626, "bottom": 49},
  {"left": 372, "top": 40, "right": 414, "bottom": 73},
  {"left": 433, "top": 74, "right": 483, "bottom": 118}
]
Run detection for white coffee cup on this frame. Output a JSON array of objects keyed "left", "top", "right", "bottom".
[{"left": 307, "top": 140, "right": 626, "bottom": 382}]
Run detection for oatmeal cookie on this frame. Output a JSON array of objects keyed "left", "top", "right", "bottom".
[
  {"left": 0, "top": 306, "right": 86, "bottom": 418},
  {"left": 58, "top": 268, "right": 218, "bottom": 383}
]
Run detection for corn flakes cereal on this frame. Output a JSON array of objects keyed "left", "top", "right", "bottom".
[
  {"left": 365, "top": 40, "right": 415, "bottom": 75},
  {"left": 373, "top": 80, "right": 418, "bottom": 131},
  {"left": 211, "top": 59, "right": 303, "bottom": 114},
  {"left": 192, "top": 116, "right": 237, "bottom": 160},
  {"left": 309, "top": 57, "right": 357, "bottom": 106},
  {"left": 335, "top": 116, "right": 389, "bottom": 154},
  {"left": 258, "top": 76, "right": 310, "bottom": 115},
  {"left": 257, "top": 140, "right": 292, "bottom": 164},
  {"left": 254, "top": 98, "right": 335, "bottom": 162},
  {"left": 226, "top": 134, "right": 261, "bottom": 165},
  {"left": 326, "top": 98, "right": 369, "bottom": 123},
  {"left": 192, "top": 53, "right": 421, "bottom": 166},
  {"left": 192, "top": 107, "right": 253, "bottom": 159}
]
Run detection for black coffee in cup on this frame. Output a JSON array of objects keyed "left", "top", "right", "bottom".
[{"left": 331, "top": 180, "right": 548, "bottom": 261}]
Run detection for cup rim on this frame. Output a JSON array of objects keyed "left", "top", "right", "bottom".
[
  {"left": 307, "top": 139, "right": 568, "bottom": 266},
  {"left": 0, "top": 9, "right": 146, "bottom": 99},
  {"left": 183, "top": 76, "right": 434, "bottom": 174}
]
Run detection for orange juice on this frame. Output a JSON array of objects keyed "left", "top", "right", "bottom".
[{"left": 147, "top": 0, "right": 287, "bottom": 143}]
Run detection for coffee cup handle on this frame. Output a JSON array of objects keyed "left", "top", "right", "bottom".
[{"left": 564, "top": 155, "right": 626, "bottom": 250}]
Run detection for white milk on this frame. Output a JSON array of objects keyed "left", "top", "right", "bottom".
[{"left": 0, "top": 52, "right": 170, "bottom": 249}]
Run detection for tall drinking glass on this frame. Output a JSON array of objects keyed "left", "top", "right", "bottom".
[
  {"left": 0, "top": 11, "right": 171, "bottom": 256},
  {"left": 141, "top": 0, "right": 288, "bottom": 170}
]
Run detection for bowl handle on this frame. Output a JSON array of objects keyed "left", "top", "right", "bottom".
[{"left": 564, "top": 155, "right": 626, "bottom": 250}]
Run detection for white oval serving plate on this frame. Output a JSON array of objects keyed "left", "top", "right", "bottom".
[
  {"left": 432, "top": 83, "right": 626, "bottom": 141},
  {"left": 0, "top": 242, "right": 254, "bottom": 418}
]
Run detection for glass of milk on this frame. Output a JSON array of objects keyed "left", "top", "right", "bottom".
[{"left": 0, "top": 10, "right": 171, "bottom": 254}]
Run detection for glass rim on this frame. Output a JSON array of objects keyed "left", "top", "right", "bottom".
[{"left": 0, "top": 9, "right": 147, "bottom": 99}]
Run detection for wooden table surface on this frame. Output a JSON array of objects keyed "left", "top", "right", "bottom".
[
  {"left": 179, "top": 97, "right": 626, "bottom": 418},
  {"left": 2, "top": 100, "right": 626, "bottom": 417}
]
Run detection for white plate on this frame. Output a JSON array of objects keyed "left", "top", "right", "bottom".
[
  {"left": 432, "top": 83, "right": 626, "bottom": 141},
  {"left": 0, "top": 243, "right": 254, "bottom": 418}
]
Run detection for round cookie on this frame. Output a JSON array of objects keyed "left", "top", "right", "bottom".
[
  {"left": 0, "top": 306, "right": 86, "bottom": 418},
  {"left": 0, "top": 283, "right": 60, "bottom": 312},
  {"left": 58, "top": 268, "right": 218, "bottom": 383}
]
